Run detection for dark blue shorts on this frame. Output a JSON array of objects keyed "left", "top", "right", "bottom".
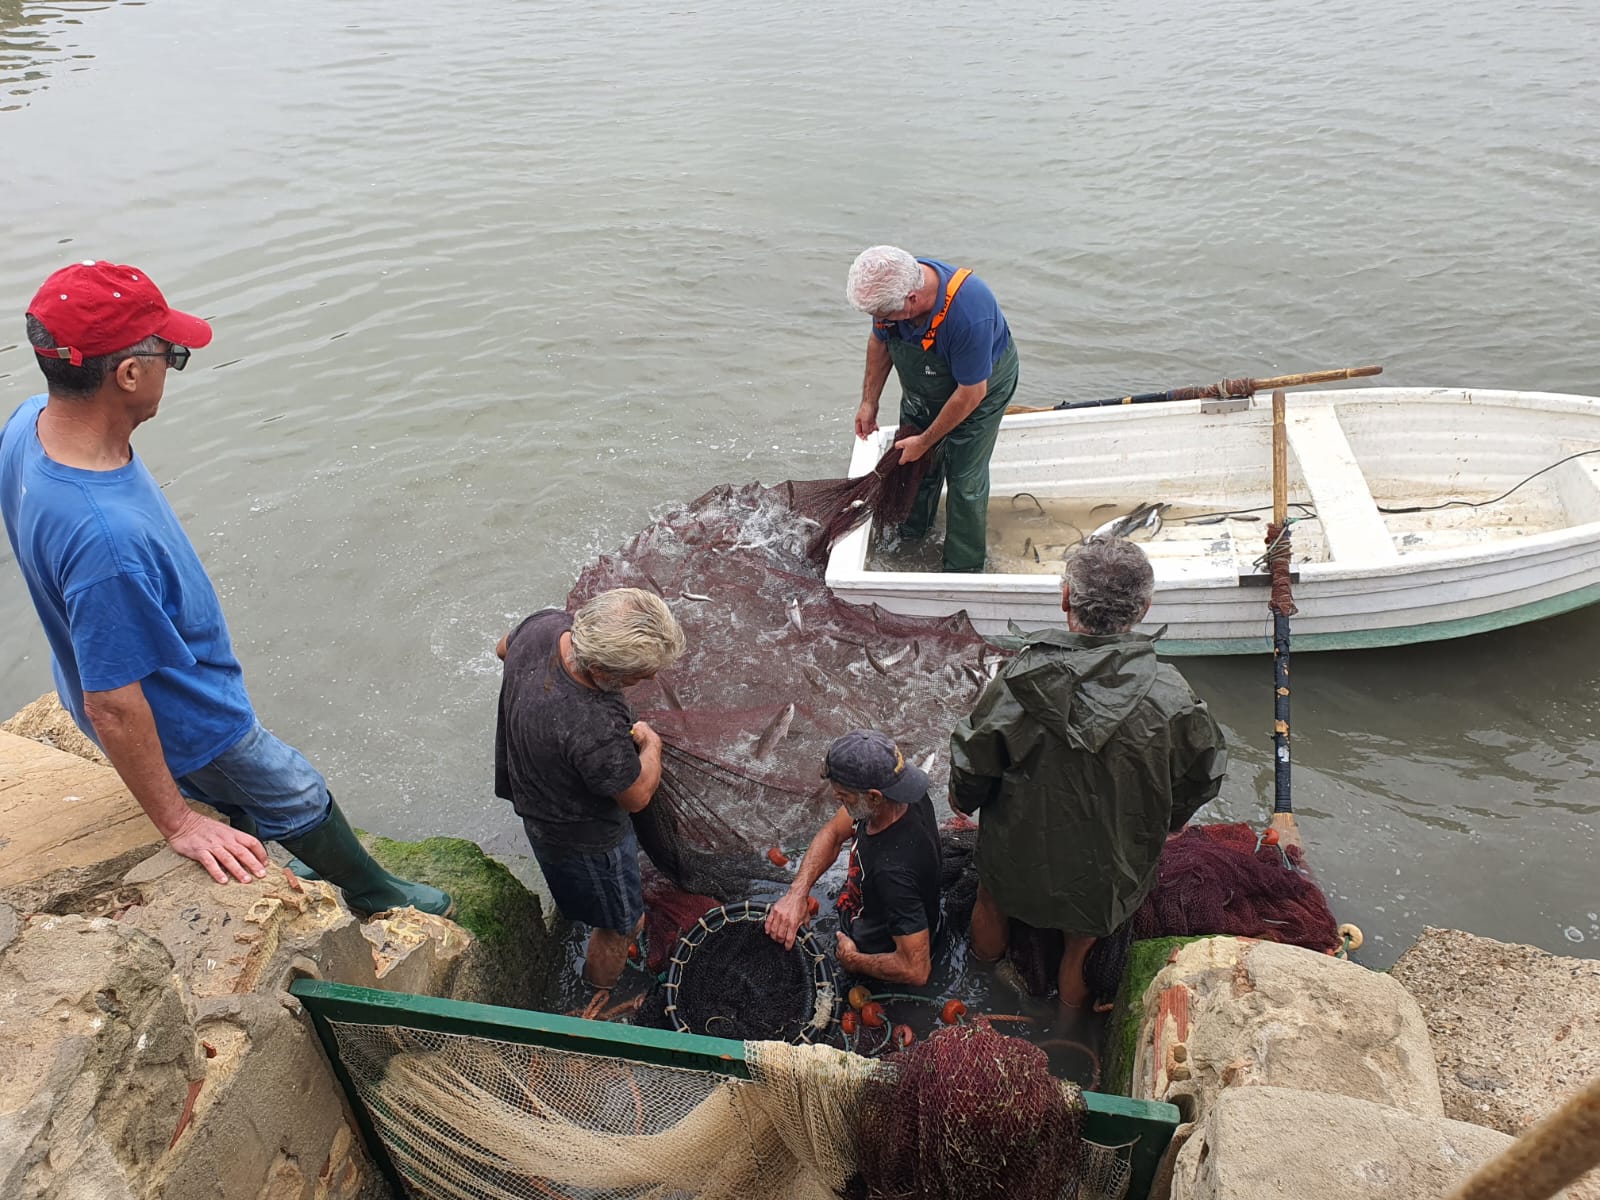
[{"left": 527, "top": 825, "right": 644, "bottom": 934}]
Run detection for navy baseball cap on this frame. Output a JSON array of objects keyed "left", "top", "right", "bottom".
[{"left": 822, "top": 730, "right": 929, "bottom": 804}]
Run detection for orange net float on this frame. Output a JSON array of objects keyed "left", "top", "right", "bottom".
[{"left": 766, "top": 847, "right": 790, "bottom": 867}]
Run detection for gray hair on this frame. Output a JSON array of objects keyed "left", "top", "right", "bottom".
[
  {"left": 27, "top": 314, "right": 164, "bottom": 400},
  {"left": 845, "top": 245, "right": 922, "bottom": 316},
  {"left": 570, "top": 588, "right": 686, "bottom": 679},
  {"left": 1062, "top": 537, "right": 1155, "bottom": 634}
]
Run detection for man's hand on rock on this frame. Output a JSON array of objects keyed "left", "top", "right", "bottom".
[{"left": 166, "top": 809, "right": 269, "bottom": 884}]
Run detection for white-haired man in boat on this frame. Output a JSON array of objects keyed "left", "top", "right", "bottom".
[
  {"left": 494, "top": 587, "right": 686, "bottom": 988},
  {"left": 949, "top": 537, "right": 1227, "bottom": 1011},
  {"left": 845, "top": 245, "right": 1021, "bottom": 573}
]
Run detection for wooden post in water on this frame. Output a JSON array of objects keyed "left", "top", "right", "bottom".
[{"left": 1268, "top": 390, "right": 1302, "bottom": 850}]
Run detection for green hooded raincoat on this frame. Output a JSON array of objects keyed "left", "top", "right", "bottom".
[{"left": 948, "top": 628, "right": 1227, "bottom": 936}]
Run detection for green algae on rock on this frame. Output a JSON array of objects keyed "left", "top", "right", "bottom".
[{"left": 366, "top": 834, "right": 560, "bottom": 1008}]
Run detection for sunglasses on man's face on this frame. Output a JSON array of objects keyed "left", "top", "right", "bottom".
[{"left": 129, "top": 344, "right": 191, "bottom": 371}]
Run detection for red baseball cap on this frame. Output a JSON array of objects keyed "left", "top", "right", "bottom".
[{"left": 27, "top": 261, "right": 212, "bottom": 367}]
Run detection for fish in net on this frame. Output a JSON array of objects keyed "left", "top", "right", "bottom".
[
  {"left": 565, "top": 432, "right": 1000, "bottom": 913},
  {"left": 849, "top": 1020, "right": 1087, "bottom": 1200}
]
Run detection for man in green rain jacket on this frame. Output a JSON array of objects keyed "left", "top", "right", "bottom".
[
  {"left": 845, "top": 245, "right": 1020, "bottom": 573},
  {"left": 949, "top": 537, "right": 1227, "bottom": 1009}
]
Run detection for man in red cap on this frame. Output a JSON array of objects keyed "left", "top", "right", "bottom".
[{"left": 0, "top": 261, "right": 451, "bottom": 917}]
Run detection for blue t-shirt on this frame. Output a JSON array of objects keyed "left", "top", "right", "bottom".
[
  {"left": 870, "top": 258, "right": 1013, "bottom": 387},
  {"left": 0, "top": 394, "right": 255, "bottom": 777}
]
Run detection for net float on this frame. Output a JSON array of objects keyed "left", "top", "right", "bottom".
[
  {"left": 860, "top": 1001, "right": 886, "bottom": 1029},
  {"left": 848, "top": 984, "right": 872, "bottom": 1011},
  {"left": 940, "top": 999, "right": 968, "bottom": 1025},
  {"left": 891, "top": 1024, "right": 915, "bottom": 1049},
  {"left": 766, "top": 847, "right": 790, "bottom": 867}
]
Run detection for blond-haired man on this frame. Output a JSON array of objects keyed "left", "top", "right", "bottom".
[{"left": 494, "top": 588, "right": 686, "bottom": 986}]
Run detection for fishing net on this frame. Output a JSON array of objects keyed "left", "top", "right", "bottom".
[
  {"left": 985, "top": 821, "right": 1337, "bottom": 1001},
  {"left": 1131, "top": 822, "right": 1339, "bottom": 950},
  {"left": 566, "top": 432, "right": 999, "bottom": 910},
  {"left": 340, "top": 1023, "right": 881, "bottom": 1200},
  {"left": 664, "top": 902, "right": 836, "bottom": 1044},
  {"left": 851, "top": 1021, "right": 1088, "bottom": 1200}
]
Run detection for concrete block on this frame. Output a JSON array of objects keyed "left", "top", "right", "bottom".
[
  {"left": 0, "top": 731, "right": 161, "bottom": 914},
  {"left": 1133, "top": 937, "right": 1443, "bottom": 1118},
  {"left": 1391, "top": 926, "right": 1600, "bottom": 1135},
  {"left": 0, "top": 914, "right": 200, "bottom": 1199},
  {"left": 1171, "top": 1085, "right": 1599, "bottom": 1200}
]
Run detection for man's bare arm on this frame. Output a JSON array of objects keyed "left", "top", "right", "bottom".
[
  {"left": 837, "top": 928, "right": 933, "bottom": 986},
  {"left": 82, "top": 681, "right": 268, "bottom": 884},
  {"left": 892, "top": 380, "right": 988, "bottom": 464},
  {"left": 765, "top": 806, "right": 855, "bottom": 948},
  {"left": 856, "top": 337, "right": 895, "bottom": 439},
  {"left": 613, "top": 721, "right": 663, "bottom": 814}
]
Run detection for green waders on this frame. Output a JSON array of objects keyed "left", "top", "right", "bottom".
[{"left": 889, "top": 336, "right": 1020, "bottom": 573}]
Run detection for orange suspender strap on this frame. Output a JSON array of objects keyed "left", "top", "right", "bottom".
[{"left": 920, "top": 267, "right": 973, "bottom": 352}]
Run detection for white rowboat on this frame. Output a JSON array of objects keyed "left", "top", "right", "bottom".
[{"left": 824, "top": 387, "right": 1600, "bottom": 655}]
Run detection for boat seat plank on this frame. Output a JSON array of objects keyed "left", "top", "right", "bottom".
[{"left": 1284, "top": 407, "right": 1398, "bottom": 562}]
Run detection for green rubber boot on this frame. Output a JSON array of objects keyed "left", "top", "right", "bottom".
[{"left": 280, "top": 799, "right": 453, "bottom": 918}]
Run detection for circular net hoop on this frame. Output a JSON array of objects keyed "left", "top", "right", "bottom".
[{"left": 663, "top": 901, "right": 837, "bottom": 1044}]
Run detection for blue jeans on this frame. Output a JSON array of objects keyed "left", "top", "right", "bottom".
[
  {"left": 177, "top": 722, "right": 331, "bottom": 842},
  {"left": 528, "top": 826, "right": 644, "bottom": 934}
]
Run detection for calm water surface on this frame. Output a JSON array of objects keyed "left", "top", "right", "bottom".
[{"left": 3, "top": 0, "right": 1597, "bottom": 966}]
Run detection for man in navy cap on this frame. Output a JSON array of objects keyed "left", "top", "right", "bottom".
[
  {"left": 0, "top": 261, "right": 450, "bottom": 917},
  {"left": 764, "top": 729, "right": 941, "bottom": 986}
]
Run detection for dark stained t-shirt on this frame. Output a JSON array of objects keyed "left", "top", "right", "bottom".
[
  {"left": 494, "top": 609, "right": 641, "bottom": 856},
  {"left": 840, "top": 795, "right": 942, "bottom": 956}
]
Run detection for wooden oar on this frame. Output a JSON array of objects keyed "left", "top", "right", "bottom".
[
  {"left": 1005, "top": 364, "right": 1382, "bottom": 415},
  {"left": 1266, "top": 389, "right": 1303, "bottom": 851}
]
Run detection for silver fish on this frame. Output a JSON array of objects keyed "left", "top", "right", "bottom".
[
  {"left": 1089, "top": 501, "right": 1169, "bottom": 541},
  {"left": 866, "top": 642, "right": 916, "bottom": 676},
  {"left": 753, "top": 702, "right": 796, "bottom": 759},
  {"left": 785, "top": 597, "right": 804, "bottom": 633},
  {"left": 916, "top": 750, "right": 937, "bottom": 774},
  {"left": 680, "top": 590, "right": 712, "bottom": 602}
]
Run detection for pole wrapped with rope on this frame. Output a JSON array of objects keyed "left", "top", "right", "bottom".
[
  {"left": 1005, "top": 364, "right": 1383, "bottom": 415},
  {"left": 1266, "top": 390, "right": 1303, "bottom": 852}
]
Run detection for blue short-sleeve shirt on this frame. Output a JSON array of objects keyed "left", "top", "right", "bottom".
[
  {"left": 870, "top": 258, "right": 1013, "bottom": 387},
  {"left": 0, "top": 394, "right": 255, "bottom": 776}
]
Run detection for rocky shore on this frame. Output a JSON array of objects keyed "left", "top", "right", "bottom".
[
  {"left": 2, "top": 693, "right": 1595, "bottom": 1199},
  {"left": 1, "top": 696, "right": 558, "bottom": 1200}
]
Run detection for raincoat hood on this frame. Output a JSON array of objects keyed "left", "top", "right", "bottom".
[{"left": 1003, "top": 628, "right": 1161, "bottom": 754}]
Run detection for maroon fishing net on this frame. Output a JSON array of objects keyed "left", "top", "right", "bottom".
[
  {"left": 851, "top": 1021, "right": 1087, "bottom": 1200},
  {"left": 1002, "top": 821, "right": 1340, "bottom": 1001},
  {"left": 567, "top": 430, "right": 994, "bottom": 909},
  {"left": 1131, "top": 822, "right": 1339, "bottom": 950}
]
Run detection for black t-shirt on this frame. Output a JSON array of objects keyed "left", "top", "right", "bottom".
[
  {"left": 841, "top": 795, "right": 941, "bottom": 956},
  {"left": 493, "top": 610, "right": 641, "bottom": 856}
]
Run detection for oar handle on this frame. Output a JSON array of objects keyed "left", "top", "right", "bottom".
[{"left": 1005, "top": 364, "right": 1383, "bottom": 415}]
